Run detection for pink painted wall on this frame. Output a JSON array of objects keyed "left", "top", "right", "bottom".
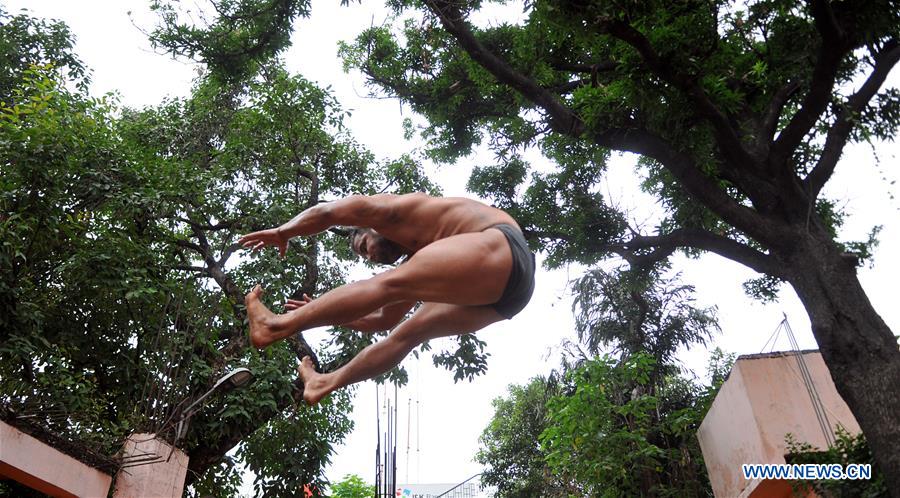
[
  {"left": 0, "top": 420, "right": 113, "bottom": 498},
  {"left": 697, "top": 351, "right": 860, "bottom": 498},
  {"left": 112, "top": 433, "right": 189, "bottom": 498}
]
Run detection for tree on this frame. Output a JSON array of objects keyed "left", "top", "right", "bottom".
[
  {"left": 479, "top": 269, "right": 724, "bottom": 497},
  {"left": 144, "top": 0, "right": 900, "bottom": 485},
  {"left": 541, "top": 352, "right": 725, "bottom": 498},
  {"left": 0, "top": 61, "right": 356, "bottom": 496},
  {"left": 476, "top": 377, "right": 572, "bottom": 497},
  {"left": 477, "top": 353, "right": 733, "bottom": 498},
  {"left": 0, "top": 5, "right": 87, "bottom": 101},
  {"left": 0, "top": 8, "right": 440, "bottom": 495},
  {"left": 334, "top": 0, "right": 900, "bottom": 489},
  {"left": 330, "top": 474, "right": 376, "bottom": 498},
  {"left": 572, "top": 267, "right": 718, "bottom": 381}
]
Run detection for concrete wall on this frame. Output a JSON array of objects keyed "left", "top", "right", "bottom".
[
  {"left": 697, "top": 351, "right": 860, "bottom": 498},
  {"left": 0, "top": 420, "right": 113, "bottom": 498},
  {"left": 112, "top": 433, "right": 189, "bottom": 498}
]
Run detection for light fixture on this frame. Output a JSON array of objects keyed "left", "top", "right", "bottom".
[
  {"left": 212, "top": 367, "right": 254, "bottom": 392},
  {"left": 173, "top": 368, "right": 255, "bottom": 444}
]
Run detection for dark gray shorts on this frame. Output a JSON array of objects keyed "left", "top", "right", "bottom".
[{"left": 489, "top": 224, "right": 536, "bottom": 319}]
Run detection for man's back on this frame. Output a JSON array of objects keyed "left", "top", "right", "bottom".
[{"left": 370, "top": 193, "right": 518, "bottom": 252}]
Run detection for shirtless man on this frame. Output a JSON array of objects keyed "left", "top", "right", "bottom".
[{"left": 238, "top": 193, "right": 535, "bottom": 404}]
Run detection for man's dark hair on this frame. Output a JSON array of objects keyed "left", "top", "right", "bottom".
[{"left": 345, "top": 226, "right": 364, "bottom": 245}]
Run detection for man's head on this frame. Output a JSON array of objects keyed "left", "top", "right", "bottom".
[{"left": 348, "top": 227, "right": 407, "bottom": 265}]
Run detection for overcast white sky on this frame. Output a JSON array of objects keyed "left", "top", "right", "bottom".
[{"left": 6, "top": 0, "right": 899, "bottom": 493}]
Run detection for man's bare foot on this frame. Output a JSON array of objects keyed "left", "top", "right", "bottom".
[
  {"left": 298, "top": 356, "right": 331, "bottom": 405},
  {"left": 245, "top": 285, "right": 285, "bottom": 349}
]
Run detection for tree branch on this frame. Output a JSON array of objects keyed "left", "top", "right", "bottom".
[
  {"left": 217, "top": 242, "right": 242, "bottom": 268},
  {"left": 171, "top": 265, "right": 212, "bottom": 277},
  {"left": 527, "top": 220, "right": 783, "bottom": 275},
  {"left": 422, "top": 0, "right": 783, "bottom": 246},
  {"left": 614, "top": 228, "right": 785, "bottom": 276},
  {"left": 760, "top": 80, "right": 801, "bottom": 147},
  {"left": 423, "top": 0, "right": 584, "bottom": 136},
  {"left": 769, "top": 0, "right": 851, "bottom": 168},
  {"left": 549, "top": 61, "right": 617, "bottom": 74},
  {"left": 597, "top": 18, "right": 792, "bottom": 213},
  {"left": 600, "top": 19, "right": 758, "bottom": 171},
  {"left": 173, "top": 239, "right": 204, "bottom": 254},
  {"left": 810, "top": 0, "right": 843, "bottom": 45},
  {"left": 805, "top": 40, "right": 900, "bottom": 198},
  {"left": 591, "top": 127, "right": 787, "bottom": 246},
  {"left": 177, "top": 216, "right": 245, "bottom": 231},
  {"left": 188, "top": 222, "right": 246, "bottom": 326},
  {"left": 547, "top": 79, "right": 590, "bottom": 95},
  {"left": 295, "top": 167, "right": 315, "bottom": 184}
]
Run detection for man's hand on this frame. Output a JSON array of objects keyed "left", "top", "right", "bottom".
[
  {"left": 284, "top": 293, "right": 313, "bottom": 311},
  {"left": 239, "top": 228, "right": 288, "bottom": 257}
]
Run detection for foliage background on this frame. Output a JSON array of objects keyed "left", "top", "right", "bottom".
[{"left": 2, "top": 0, "right": 900, "bottom": 493}]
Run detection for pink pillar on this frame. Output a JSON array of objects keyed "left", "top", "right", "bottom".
[
  {"left": 112, "top": 433, "right": 189, "bottom": 498},
  {"left": 698, "top": 351, "right": 860, "bottom": 498},
  {"left": 0, "top": 420, "right": 113, "bottom": 498}
]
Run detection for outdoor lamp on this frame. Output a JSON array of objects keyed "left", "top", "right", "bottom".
[
  {"left": 212, "top": 367, "right": 254, "bottom": 392},
  {"left": 174, "top": 368, "right": 255, "bottom": 444}
]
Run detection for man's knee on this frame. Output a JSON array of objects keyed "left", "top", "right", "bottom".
[{"left": 383, "top": 326, "right": 423, "bottom": 354}]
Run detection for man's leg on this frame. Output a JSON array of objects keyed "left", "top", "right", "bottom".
[
  {"left": 246, "top": 229, "right": 512, "bottom": 348},
  {"left": 298, "top": 303, "right": 504, "bottom": 404}
]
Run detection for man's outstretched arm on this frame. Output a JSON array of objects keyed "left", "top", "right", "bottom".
[{"left": 238, "top": 194, "right": 403, "bottom": 256}]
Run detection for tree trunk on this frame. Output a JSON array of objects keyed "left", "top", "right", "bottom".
[{"left": 785, "top": 233, "right": 900, "bottom": 495}]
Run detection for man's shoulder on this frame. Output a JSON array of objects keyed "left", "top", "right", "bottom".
[
  {"left": 368, "top": 191, "right": 433, "bottom": 204},
  {"left": 368, "top": 192, "right": 486, "bottom": 206},
  {"left": 396, "top": 191, "right": 433, "bottom": 202},
  {"left": 365, "top": 192, "right": 494, "bottom": 225}
]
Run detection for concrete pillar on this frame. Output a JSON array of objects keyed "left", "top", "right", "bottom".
[
  {"left": 698, "top": 351, "right": 860, "bottom": 498},
  {"left": 0, "top": 420, "right": 113, "bottom": 498},
  {"left": 112, "top": 433, "right": 189, "bottom": 498}
]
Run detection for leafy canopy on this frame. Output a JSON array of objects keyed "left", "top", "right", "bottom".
[
  {"left": 479, "top": 267, "right": 728, "bottom": 497},
  {"left": 338, "top": 1, "right": 900, "bottom": 486},
  {"left": 476, "top": 377, "right": 570, "bottom": 497},
  {"left": 339, "top": 0, "right": 899, "bottom": 293},
  {"left": 330, "top": 474, "right": 376, "bottom": 498},
  {"left": 0, "top": 7, "right": 444, "bottom": 495}
]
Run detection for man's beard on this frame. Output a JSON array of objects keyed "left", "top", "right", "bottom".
[{"left": 372, "top": 238, "right": 406, "bottom": 264}]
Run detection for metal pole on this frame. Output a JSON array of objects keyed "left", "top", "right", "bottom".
[
  {"left": 375, "top": 385, "right": 381, "bottom": 497},
  {"left": 387, "top": 396, "right": 392, "bottom": 497},
  {"left": 406, "top": 397, "right": 411, "bottom": 484},
  {"left": 416, "top": 398, "right": 420, "bottom": 483},
  {"left": 392, "top": 383, "right": 398, "bottom": 496}
]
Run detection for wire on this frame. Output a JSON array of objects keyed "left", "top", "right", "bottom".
[
  {"left": 759, "top": 318, "right": 784, "bottom": 353},
  {"left": 783, "top": 315, "right": 835, "bottom": 448}
]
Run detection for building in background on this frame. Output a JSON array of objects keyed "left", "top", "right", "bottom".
[{"left": 395, "top": 477, "right": 495, "bottom": 498}]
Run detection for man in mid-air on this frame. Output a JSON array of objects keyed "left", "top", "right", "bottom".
[{"left": 239, "top": 193, "right": 535, "bottom": 405}]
